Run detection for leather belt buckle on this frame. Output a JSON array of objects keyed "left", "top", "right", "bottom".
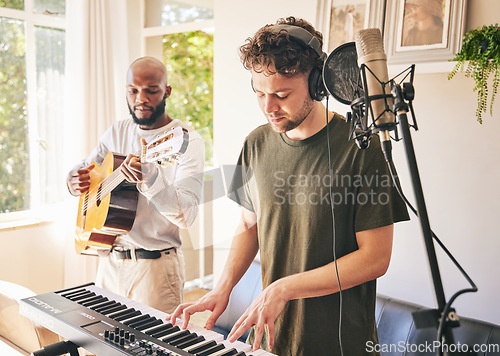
[{"left": 112, "top": 249, "right": 131, "bottom": 260}]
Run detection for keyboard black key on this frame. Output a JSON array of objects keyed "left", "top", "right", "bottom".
[
  {"left": 234, "top": 352, "right": 247, "bottom": 356},
  {"left": 87, "top": 300, "right": 113, "bottom": 310},
  {"left": 177, "top": 335, "right": 205, "bottom": 349},
  {"left": 90, "top": 300, "right": 115, "bottom": 310},
  {"left": 159, "top": 325, "right": 181, "bottom": 338},
  {"left": 94, "top": 302, "right": 120, "bottom": 313},
  {"left": 109, "top": 308, "right": 136, "bottom": 320},
  {"left": 135, "top": 318, "right": 163, "bottom": 331},
  {"left": 61, "top": 288, "right": 87, "bottom": 298},
  {"left": 70, "top": 291, "right": 95, "bottom": 301},
  {"left": 151, "top": 325, "right": 176, "bottom": 339},
  {"left": 128, "top": 316, "right": 156, "bottom": 329},
  {"left": 62, "top": 289, "right": 89, "bottom": 299},
  {"left": 188, "top": 340, "right": 217, "bottom": 354},
  {"left": 114, "top": 310, "right": 141, "bottom": 322},
  {"left": 217, "top": 348, "right": 238, "bottom": 356},
  {"left": 78, "top": 295, "right": 102, "bottom": 305},
  {"left": 101, "top": 304, "right": 127, "bottom": 315},
  {"left": 196, "top": 343, "right": 225, "bottom": 356},
  {"left": 82, "top": 296, "right": 108, "bottom": 307},
  {"left": 145, "top": 323, "right": 173, "bottom": 336},
  {"left": 123, "top": 314, "right": 150, "bottom": 326},
  {"left": 78, "top": 294, "right": 102, "bottom": 304},
  {"left": 162, "top": 330, "right": 191, "bottom": 344},
  {"left": 169, "top": 333, "right": 198, "bottom": 347}
]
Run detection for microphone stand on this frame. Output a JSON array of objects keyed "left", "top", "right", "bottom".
[
  {"left": 345, "top": 62, "right": 477, "bottom": 355},
  {"left": 391, "top": 82, "right": 463, "bottom": 355}
]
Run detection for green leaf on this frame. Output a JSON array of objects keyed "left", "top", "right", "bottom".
[{"left": 449, "top": 24, "right": 500, "bottom": 123}]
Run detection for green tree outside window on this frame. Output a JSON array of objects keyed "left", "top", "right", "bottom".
[{"left": 163, "top": 30, "right": 214, "bottom": 165}]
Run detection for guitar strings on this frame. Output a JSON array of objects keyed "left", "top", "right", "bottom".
[
  {"left": 80, "top": 168, "right": 125, "bottom": 213},
  {"left": 81, "top": 169, "right": 123, "bottom": 210},
  {"left": 80, "top": 144, "right": 143, "bottom": 214}
]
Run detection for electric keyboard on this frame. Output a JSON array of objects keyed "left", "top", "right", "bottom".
[{"left": 20, "top": 283, "right": 275, "bottom": 356}]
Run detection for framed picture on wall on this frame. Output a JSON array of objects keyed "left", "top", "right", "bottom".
[
  {"left": 317, "top": 0, "right": 385, "bottom": 53},
  {"left": 384, "top": 0, "right": 467, "bottom": 64}
]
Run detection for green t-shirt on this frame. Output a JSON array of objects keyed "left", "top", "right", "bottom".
[{"left": 228, "top": 113, "right": 409, "bottom": 355}]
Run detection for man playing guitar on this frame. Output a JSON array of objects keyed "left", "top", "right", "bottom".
[{"left": 67, "top": 57, "right": 205, "bottom": 314}]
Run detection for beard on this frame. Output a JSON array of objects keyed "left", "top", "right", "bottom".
[
  {"left": 268, "top": 95, "right": 315, "bottom": 133},
  {"left": 128, "top": 97, "right": 166, "bottom": 127}
]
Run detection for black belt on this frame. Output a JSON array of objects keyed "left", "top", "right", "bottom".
[{"left": 112, "top": 247, "right": 174, "bottom": 260}]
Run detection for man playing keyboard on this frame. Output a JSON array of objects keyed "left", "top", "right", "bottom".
[{"left": 168, "top": 17, "right": 409, "bottom": 356}]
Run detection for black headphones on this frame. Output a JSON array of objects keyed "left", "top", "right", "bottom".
[{"left": 252, "top": 24, "right": 327, "bottom": 101}]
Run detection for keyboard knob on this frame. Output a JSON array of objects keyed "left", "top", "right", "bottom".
[
  {"left": 104, "top": 330, "right": 110, "bottom": 338},
  {"left": 129, "top": 334, "right": 135, "bottom": 343}
]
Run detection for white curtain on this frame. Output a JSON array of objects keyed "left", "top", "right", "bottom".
[{"left": 62, "top": 0, "right": 132, "bottom": 287}]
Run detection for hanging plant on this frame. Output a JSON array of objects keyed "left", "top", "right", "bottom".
[{"left": 448, "top": 24, "right": 500, "bottom": 124}]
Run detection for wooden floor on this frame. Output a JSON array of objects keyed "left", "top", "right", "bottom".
[{"left": 182, "top": 288, "right": 211, "bottom": 327}]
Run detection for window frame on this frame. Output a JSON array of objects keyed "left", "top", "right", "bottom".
[
  {"left": 0, "top": 2, "right": 65, "bottom": 226},
  {"left": 141, "top": 0, "right": 214, "bottom": 162},
  {"left": 141, "top": 0, "right": 214, "bottom": 48}
]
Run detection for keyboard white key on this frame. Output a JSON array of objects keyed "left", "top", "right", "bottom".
[{"left": 222, "top": 339, "right": 252, "bottom": 353}]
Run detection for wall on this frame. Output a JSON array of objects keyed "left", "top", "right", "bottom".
[
  {"left": 377, "top": 0, "right": 500, "bottom": 325},
  {"left": 212, "top": 0, "right": 500, "bottom": 326}
]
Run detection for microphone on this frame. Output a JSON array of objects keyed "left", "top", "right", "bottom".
[{"left": 354, "top": 28, "right": 395, "bottom": 145}]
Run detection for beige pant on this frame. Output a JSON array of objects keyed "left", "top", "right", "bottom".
[{"left": 95, "top": 248, "right": 185, "bottom": 314}]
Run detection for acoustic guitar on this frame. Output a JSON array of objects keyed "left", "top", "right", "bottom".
[{"left": 75, "top": 126, "right": 189, "bottom": 256}]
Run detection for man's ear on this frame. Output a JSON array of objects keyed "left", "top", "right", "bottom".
[{"left": 164, "top": 85, "right": 172, "bottom": 99}]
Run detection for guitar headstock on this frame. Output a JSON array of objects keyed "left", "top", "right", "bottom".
[{"left": 141, "top": 126, "right": 189, "bottom": 166}]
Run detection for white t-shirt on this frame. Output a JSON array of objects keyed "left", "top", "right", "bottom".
[{"left": 82, "top": 118, "right": 205, "bottom": 250}]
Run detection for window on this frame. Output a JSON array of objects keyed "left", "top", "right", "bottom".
[
  {"left": 145, "top": 0, "right": 213, "bottom": 27},
  {"left": 0, "top": 0, "right": 65, "bottom": 217},
  {"left": 143, "top": 0, "right": 215, "bottom": 285},
  {"left": 144, "top": 0, "right": 214, "bottom": 165}
]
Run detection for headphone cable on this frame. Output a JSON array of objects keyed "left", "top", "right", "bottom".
[{"left": 325, "top": 97, "right": 344, "bottom": 356}]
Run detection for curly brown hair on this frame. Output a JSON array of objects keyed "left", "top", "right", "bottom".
[{"left": 239, "top": 16, "right": 324, "bottom": 76}]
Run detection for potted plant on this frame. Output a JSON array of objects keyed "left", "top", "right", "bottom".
[{"left": 448, "top": 24, "right": 500, "bottom": 124}]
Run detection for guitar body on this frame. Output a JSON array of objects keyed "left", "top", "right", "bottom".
[{"left": 75, "top": 152, "right": 139, "bottom": 255}]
